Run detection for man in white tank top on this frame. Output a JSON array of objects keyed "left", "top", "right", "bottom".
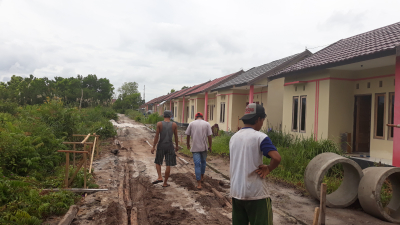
[{"left": 230, "top": 103, "right": 281, "bottom": 225}]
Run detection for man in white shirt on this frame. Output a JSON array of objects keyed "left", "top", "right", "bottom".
[
  {"left": 185, "top": 112, "right": 212, "bottom": 190},
  {"left": 230, "top": 103, "right": 281, "bottom": 225}
]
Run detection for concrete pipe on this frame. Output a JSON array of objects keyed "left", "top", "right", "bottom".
[
  {"left": 358, "top": 167, "right": 400, "bottom": 223},
  {"left": 304, "top": 152, "right": 363, "bottom": 208}
]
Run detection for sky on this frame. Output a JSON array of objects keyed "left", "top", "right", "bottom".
[{"left": 1, "top": 0, "right": 400, "bottom": 101}]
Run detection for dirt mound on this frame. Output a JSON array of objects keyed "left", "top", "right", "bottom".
[{"left": 170, "top": 173, "right": 197, "bottom": 191}]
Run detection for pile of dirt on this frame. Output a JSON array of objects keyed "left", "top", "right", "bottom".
[{"left": 170, "top": 173, "right": 197, "bottom": 191}]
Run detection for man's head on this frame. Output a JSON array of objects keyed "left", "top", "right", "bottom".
[
  {"left": 163, "top": 110, "right": 172, "bottom": 118},
  {"left": 240, "top": 103, "right": 266, "bottom": 131},
  {"left": 195, "top": 112, "right": 203, "bottom": 120}
]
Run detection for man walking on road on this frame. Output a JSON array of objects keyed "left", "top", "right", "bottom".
[
  {"left": 151, "top": 110, "right": 179, "bottom": 187},
  {"left": 185, "top": 112, "right": 212, "bottom": 190},
  {"left": 230, "top": 103, "right": 281, "bottom": 225}
]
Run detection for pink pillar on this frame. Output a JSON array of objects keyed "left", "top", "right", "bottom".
[
  {"left": 181, "top": 96, "right": 185, "bottom": 123},
  {"left": 393, "top": 53, "right": 400, "bottom": 167},
  {"left": 204, "top": 92, "right": 209, "bottom": 121},
  {"left": 249, "top": 85, "right": 254, "bottom": 103}
]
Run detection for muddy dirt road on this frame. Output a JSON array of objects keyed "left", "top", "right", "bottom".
[
  {"left": 60, "top": 114, "right": 392, "bottom": 225},
  {"left": 69, "top": 114, "right": 235, "bottom": 225}
]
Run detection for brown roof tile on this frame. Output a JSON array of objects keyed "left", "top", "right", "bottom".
[{"left": 273, "top": 22, "right": 400, "bottom": 76}]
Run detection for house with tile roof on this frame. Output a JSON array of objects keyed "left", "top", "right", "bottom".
[
  {"left": 271, "top": 22, "right": 400, "bottom": 166},
  {"left": 210, "top": 50, "right": 312, "bottom": 132},
  {"left": 182, "top": 70, "right": 244, "bottom": 125}
]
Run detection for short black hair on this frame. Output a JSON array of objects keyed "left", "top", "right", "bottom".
[
  {"left": 242, "top": 114, "right": 266, "bottom": 125},
  {"left": 164, "top": 115, "right": 171, "bottom": 118}
]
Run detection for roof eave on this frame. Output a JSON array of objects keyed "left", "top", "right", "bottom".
[{"left": 271, "top": 48, "right": 396, "bottom": 80}]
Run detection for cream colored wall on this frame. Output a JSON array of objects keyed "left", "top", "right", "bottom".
[
  {"left": 230, "top": 90, "right": 248, "bottom": 132},
  {"left": 207, "top": 93, "right": 217, "bottom": 125},
  {"left": 266, "top": 77, "right": 285, "bottom": 129},
  {"left": 282, "top": 75, "right": 319, "bottom": 139},
  {"left": 186, "top": 94, "right": 205, "bottom": 124},
  {"left": 214, "top": 89, "right": 233, "bottom": 131},
  {"left": 354, "top": 66, "right": 394, "bottom": 160}
]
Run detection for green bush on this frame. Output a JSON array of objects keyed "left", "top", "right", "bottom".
[
  {"left": 144, "top": 112, "right": 163, "bottom": 124},
  {"left": 0, "top": 98, "right": 117, "bottom": 223}
]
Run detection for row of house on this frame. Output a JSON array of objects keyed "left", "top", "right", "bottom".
[{"left": 142, "top": 22, "right": 400, "bottom": 167}]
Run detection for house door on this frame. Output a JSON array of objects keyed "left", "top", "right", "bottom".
[{"left": 353, "top": 95, "right": 372, "bottom": 152}]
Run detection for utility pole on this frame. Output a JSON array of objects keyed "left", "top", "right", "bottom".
[{"left": 144, "top": 85, "right": 145, "bottom": 102}]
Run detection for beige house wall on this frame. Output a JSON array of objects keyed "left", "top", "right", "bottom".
[
  {"left": 282, "top": 65, "right": 395, "bottom": 161},
  {"left": 207, "top": 93, "right": 218, "bottom": 126},
  {"left": 265, "top": 77, "right": 285, "bottom": 129}
]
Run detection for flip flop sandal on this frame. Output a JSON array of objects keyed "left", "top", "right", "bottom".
[
  {"left": 152, "top": 180, "right": 163, "bottom": 184},
  {"left": 162, "top": 184, "right": 170, "bottom": 188}
]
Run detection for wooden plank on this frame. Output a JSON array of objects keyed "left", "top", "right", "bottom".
[
  {"left": 318, "top": 183, "right": 327, "bottom": 225},
  {"left": 83, "top": 153, "right": 87, "bottom": 189},
  {"left": 73, "top": 144, "right": 76, "bottom": 168},
  {"left": 89, "top": 137, "right": 97, "bottom": 173},
  {"left": 58, "top": 150, "right": 89, "bottom": 154},
  {"left": 312, "top": 207, "right": 320, "bottom": 225},
  {"left": 58, "top": 205, "right": 79, "bottom": 225},
  {"left": 81, "top": 133, "right": 91, "bottom": 144},
  {"left": 63, "top": 142, "right": 95, "bottom": 145},
  {"left": 68, "top": 159, "right": 85, "bottom": 187},
  {"left": 124, "top": 163, "right": 132, "bottom": 209},
  {"left": 65, "top": 153, "right": 69, "bottom": 188},
  {"left": 73, "top": 134, "right": 100, "bottom": 137},
  {"left": 130, "top": 207, "right": 138, "bottom": 225},
  {"left": 42, "top": 188, "right": 108, "bottom": 193}
]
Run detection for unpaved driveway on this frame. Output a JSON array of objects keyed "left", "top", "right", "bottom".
[{"left": 58, "top": 114, "right": 392, "bottom": 225}]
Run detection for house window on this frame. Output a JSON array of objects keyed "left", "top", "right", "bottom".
[
  {"left": 292, "top": 96, "right": 299, "bottom": 131},
  {"left": 300, "top": 96, "right": 307, "bottom": 132},
  {"left": 389, "top": 92, "right": 395, "bottom": 140},
  {"left": 379, "top": 81, "right": 383, "bottom": 87},
  {"left": 174, "top": 106, "right": 177, "bottom": 117},
  {"left": 208, "top": 105, "right": 215, "bottom": 121},
  {"left": 356, "top": 83, "right": 359, "bottom": 89},
  {"left": 367, "top": 82, "right": 371, "bottom": 88},
  {"left": 374, "top": 93, "right": 385, "bottom": 139},
  {"left": 191, "top": 105, "right": 194, "bottom": 119},
  {"left": 220, "top": 102, "right": 225, "bottom": 123}
]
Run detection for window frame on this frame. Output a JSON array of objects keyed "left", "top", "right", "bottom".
[
  {"left": 388, "top": 92, "right": 395, "bottom": 140},
  {"left": 299, "top": 95, "right": 307, "bottom": 133},
  {"left": 292, "top": 96, "right": 299, "bottom": 132},
  {"left": 374, "top": 93, "right": 386, "bottom": 139},
  {"left": 220, "top": 102, "right": 225, "bottom": 123}
]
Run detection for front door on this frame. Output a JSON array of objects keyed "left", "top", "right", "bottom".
[{"left": 353, "top": 95, "right": 372, "bottom": 152}]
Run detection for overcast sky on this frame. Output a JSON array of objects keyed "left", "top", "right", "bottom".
[{"left": 1, "top": 0, "right": 400, "bottom": 101}]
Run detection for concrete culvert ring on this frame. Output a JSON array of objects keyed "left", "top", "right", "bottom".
[
  {"left": 358, "top": 167, "right": 400, "bottom": 223},
  {"left": 304, "top": 152, "right": 363, "bottom": 208}
]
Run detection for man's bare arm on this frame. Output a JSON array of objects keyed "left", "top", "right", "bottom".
[
  {"left": 186, "top": 135, "right": 191, "bottom": 150},
  {"left": 207, "top": 135, "right": 212, "bottom": 152},
  {"left": 173, "top": 123, "right": 179, "bottom": 151},
  {"left": 267, "top": 151, "right": 281, "bottom": 172},
  {"left": 152, "top": 122, "right": 161, "bottom": 148}
]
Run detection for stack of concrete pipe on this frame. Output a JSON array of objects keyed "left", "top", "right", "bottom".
[{"left": 305, "top": 152, "right": 400, "bottom": 223}]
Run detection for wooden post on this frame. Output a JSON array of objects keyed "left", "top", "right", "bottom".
[
  {"left": 318, "top": 183, "right": 327, "bottom": 225},
  {"left": 73, "top": 144, "right": 76, "bottom": 168},
  {"left": 65, "top": 153, "right": 70, "bottom": 188},
  {"left": 83, "top": 153, "right": 87, "bottom": 189},
  {"left": 312, "top": 207, "right": 320, "bottom": 225},
  {"left": 81, "top": 133, "right": 91, "bottom": 144},
  {"left": 89, "top": 137, "right": 97, "bottom": 173}
]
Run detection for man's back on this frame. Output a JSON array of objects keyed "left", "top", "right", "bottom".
[
  {"left": 229, "top": 128, "right": 269, "bottom": 200},
  {"left": 185, "top": 119, "right": 212, "bottom": 152}
]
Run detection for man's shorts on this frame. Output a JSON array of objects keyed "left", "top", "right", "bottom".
[
  {"left": 232, "top": 197, "right": 273, "bottom": 225},
  {"left": 154, "top": 147, "right": 177, "bottom": 166}
]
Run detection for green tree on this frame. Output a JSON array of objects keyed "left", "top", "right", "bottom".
[
  {"left": 181, "top": 86, "right": 189, "bottom": 90},
  {"left": 117, "top": 82, "right": 139, "bottom": 96}
]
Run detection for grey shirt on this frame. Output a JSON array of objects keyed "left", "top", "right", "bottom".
[{"left": 185, "top": 119, "right": 212, "bottom": 152}]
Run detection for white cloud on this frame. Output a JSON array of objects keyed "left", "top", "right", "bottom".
[{"left": 0, "top": 0, "right": 399, "bottom": 101}]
